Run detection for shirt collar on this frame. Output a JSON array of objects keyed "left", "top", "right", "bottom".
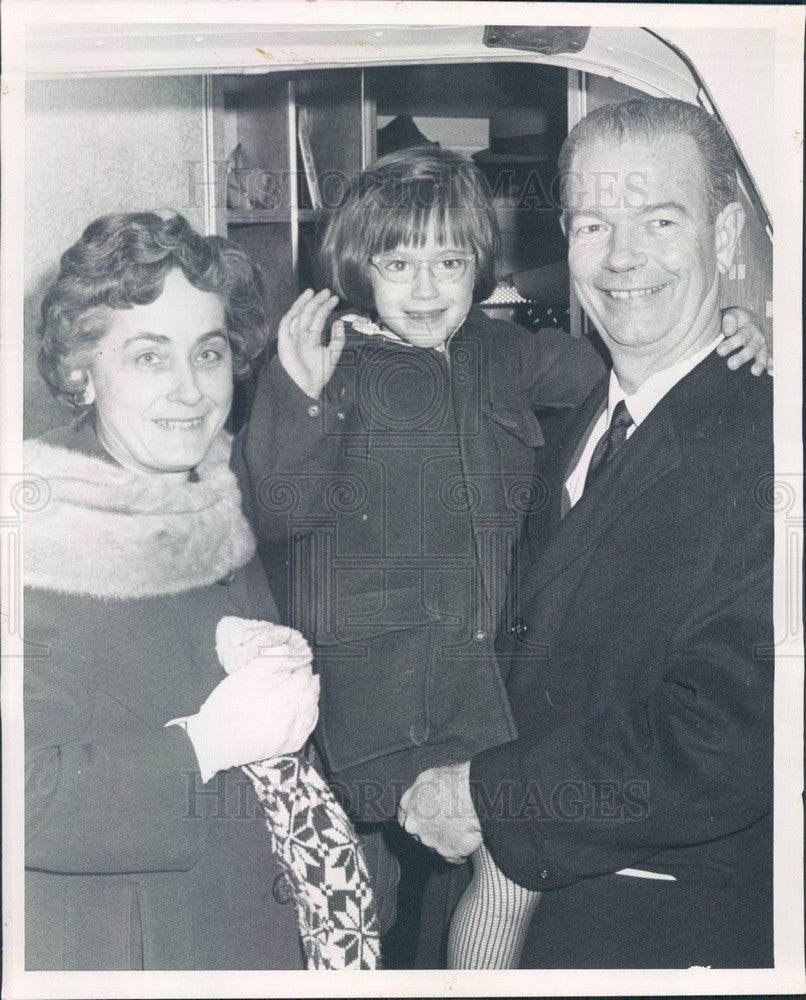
[
  {"left": 607, "top": 336, "right": 722, "bottom": 427},
  {"left": 342, "top": 313, "right": 452, "bottom": 353}
]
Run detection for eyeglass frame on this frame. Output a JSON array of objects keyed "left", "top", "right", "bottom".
[{"left": 368, "top": 251, "right": 476, "bottom": 285}]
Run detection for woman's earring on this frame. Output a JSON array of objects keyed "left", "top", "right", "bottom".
[{"left": 70, "top": 371, "right": 95, "bottom": 406}]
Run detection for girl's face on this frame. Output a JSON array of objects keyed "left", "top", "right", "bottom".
[{"left": 367, "top": 229, "right": 476, "bottom": 349}]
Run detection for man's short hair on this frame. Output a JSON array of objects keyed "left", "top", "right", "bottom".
[{"left": 558, "top": 97, "right": 738, "bottom": 220}]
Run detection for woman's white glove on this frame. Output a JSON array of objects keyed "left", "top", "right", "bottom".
[
  {"left": 182, "top": 617, "right": 319, "bottom": 782},
  {"left": 215, "top": 617, "right": 313, "bottom": 675}
]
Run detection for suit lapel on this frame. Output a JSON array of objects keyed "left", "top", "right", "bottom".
[
  {"left": 520, "top": 388, "right": 683, "bottom": 608},
  {"left": 522, "top": 375, "right": 607, "bottom": 569},
  {"left": 551, "top": 377, "right": 609, "bottom": 525}
]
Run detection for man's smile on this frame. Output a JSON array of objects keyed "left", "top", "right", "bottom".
[
  {"left": 600, "top": 284, "right": 668, "bottom": 300},
  {"left": 153, "top": 416, "right": 207, "bottom": 430}
]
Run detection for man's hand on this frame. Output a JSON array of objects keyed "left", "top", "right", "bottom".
[
  {"left": 398, "top": 761, "right": 482, "bottom": 864},
  {"left": 277, "top": 287, "right": 345, "bottom": 399},
  {"left": 718, "top": 306, "right": 773, "bottom": 376}
]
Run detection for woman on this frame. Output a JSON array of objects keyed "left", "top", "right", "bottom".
[{"left": 23, "top": 212, "right": 377, "bottom": 970}]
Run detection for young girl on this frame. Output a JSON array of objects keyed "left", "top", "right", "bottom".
[{"left": 236, "top": 146, "right": 770, "bottom": 968}]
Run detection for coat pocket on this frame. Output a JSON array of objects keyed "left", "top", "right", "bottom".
[
  {"left": 128, "top": 881, "right": 145, "bottom": 969},
  {"left": 29, "top": 872, "right": 145, "bottom": 970},
  {"left": 482, "top": 400, "right": 545, "bottom": 448},
  {"left": 312, "top": 584, "right": 446, "bottom": 773}
]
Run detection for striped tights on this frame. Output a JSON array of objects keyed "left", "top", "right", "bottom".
[{"left": 446, "top": 843, "right": 541, "bottom": 969}]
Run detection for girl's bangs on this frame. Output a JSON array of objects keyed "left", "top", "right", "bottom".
[{"left": 369, "top": 201, "right": 487, "bottom": 254}]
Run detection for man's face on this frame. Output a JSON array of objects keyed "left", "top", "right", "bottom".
[{"left": 564, "top": 135, "right": 739, "bottom": 372}]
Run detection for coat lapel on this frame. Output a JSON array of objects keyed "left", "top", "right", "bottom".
[
  {"left": 520, "top": 385, "right": 682, "bottom": 607},
  {"left": 519, "top": 374, "right": 606, "bottom": 581},
  {"left": 450, "top": 321, "right": 543, "bottom": 616},
  {"left": 547, "top": 375, "right": 608, "bottom": 527},
  {"left": 450, "top": 326, "right": 499, "bottom": 614}
]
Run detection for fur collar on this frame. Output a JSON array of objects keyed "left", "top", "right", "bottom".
[{"left": 23, "top": 432, "right": 256, "bottom": 600}]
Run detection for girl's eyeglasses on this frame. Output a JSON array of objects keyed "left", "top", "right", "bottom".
[{"left": 369, "top": 252, "right": 475, "bottom": 285}]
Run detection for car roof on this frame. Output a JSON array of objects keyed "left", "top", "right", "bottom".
[{"left": 24, "top": 22, "right": 773, "bottom": 216}]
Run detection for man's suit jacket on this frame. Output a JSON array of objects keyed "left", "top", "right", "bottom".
[{"left": 471, "top": 349, "right": 774, "bottom": 968}]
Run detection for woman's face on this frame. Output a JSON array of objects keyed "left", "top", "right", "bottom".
[{"left": 84, "top": 269, "right": 233, "bottom": 474}]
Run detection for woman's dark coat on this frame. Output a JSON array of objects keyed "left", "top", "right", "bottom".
[{"left": 24, "top": 419, "right": 304, "bottom": 970}]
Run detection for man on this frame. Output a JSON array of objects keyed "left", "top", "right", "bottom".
[{"left": 401, "top": 97, "right": 773, "bottom": 968}]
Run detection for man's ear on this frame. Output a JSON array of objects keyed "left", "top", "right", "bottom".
[
  {"left": 714, "top": 201, "right": 746, "bottom": 273},
  {"left": 559, "top": 212, "right": 568, "bottom": 239}
]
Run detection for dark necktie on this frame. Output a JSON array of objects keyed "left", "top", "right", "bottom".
[{"left": 583, "top": 399, "right": 634, "bottom": 491}]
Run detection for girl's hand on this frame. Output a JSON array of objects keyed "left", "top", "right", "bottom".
[
  {"left": 278, "top": 288, "right": 345, "bottom": 399},
  {"left": 717, "top": 307, "right": 773, "bottom": 377}
]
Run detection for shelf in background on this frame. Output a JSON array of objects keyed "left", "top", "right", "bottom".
[{"left": 227, "top": 208, "right": 330, "bottom": 226}]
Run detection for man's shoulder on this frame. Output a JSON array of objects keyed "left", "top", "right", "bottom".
[
  {"left": 672, "top": 354, "right": 773, "bottom": 469},
  {"left": 690, "top": 353, "right": 772, "bottom": 427},
  {"left": 723, "top": 367, "right": 773, "bottom": 470},
  {"left": 732, "top": 366, "right": 773, "bottom": 431}
]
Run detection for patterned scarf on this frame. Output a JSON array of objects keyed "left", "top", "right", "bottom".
[{"left": 243, "top": 755, "right": 381, "bottom": 969}]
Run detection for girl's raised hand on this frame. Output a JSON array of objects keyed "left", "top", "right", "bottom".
[
  {"left": 717, "top": 306, "right": 773, "bottom": 376},
  {"left": 277, "top": 288, "right": 345, "bottom": 399}
]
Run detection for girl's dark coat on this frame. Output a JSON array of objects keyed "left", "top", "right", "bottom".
[{"left": 236, "top": 308, "right": 604, "bottom": 818}]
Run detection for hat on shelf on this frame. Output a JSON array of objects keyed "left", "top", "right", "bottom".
[
  {"left": 376, "top": 115, "right": 439, "bottom": 157},
  {"left": 472, "top": 106, "right": 550, "bottom": 163}
]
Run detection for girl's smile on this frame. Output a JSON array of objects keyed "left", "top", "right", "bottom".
[{"left": 367, "top": 231, "right": 476, "bottom": 350}]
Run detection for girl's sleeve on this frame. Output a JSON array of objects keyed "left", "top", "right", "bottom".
[
  {"left": 232, "top": 354, "right": 347, "bottom": 546},
  {"left": 519, "top": 327, "right": 607, "bottom": 410},
  {"left": 24, "top": 589, "right": 206, "bottom": 874}
]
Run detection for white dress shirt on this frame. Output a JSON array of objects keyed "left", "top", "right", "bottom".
[{"left": 565, "top": 337, "right": 722, "bottom": 508}]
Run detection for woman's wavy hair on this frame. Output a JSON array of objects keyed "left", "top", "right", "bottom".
[
  {"left": 38, "top": 211, "right": 271, "bottom": 407},
  {"left": 320, "top": 146, "right": 502, "bottom": 311}
]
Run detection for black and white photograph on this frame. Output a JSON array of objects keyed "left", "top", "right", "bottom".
[{"left": 1, "top": 2, "right": 804, "bottom": 997}]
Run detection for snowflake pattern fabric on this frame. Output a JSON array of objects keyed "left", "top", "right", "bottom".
[{"left": 243, "top": 755, "right": 382, "bottom": 969}]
